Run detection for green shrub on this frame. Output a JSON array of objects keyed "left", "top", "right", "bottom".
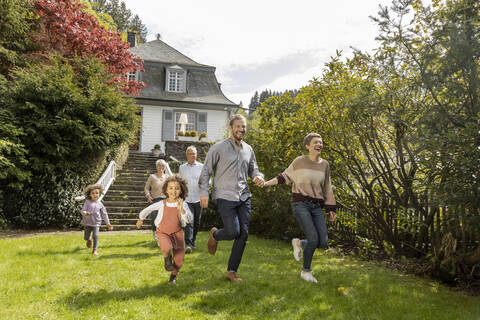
[
  {"left": 3, "top": 172, "right": 87, "bottom": 228},
  {"left": 177, "top": 131, "right": 184, "bottom": 136},
  {"left": 190, "top": 130, "right": 198, "bottom": 137}
]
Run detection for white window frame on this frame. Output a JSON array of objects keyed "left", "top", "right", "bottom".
[
  {"left": 174, "top": 111, "right": 196, "bottom": 137},
  {"left": 166, "top": 65, "right": 186, "bottom": 93},
  {"left": 126, "top": 71, "right": 137, "bottom": 81}
]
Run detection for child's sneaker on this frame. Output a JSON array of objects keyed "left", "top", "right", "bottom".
[
  {"left": 164, "top": 255, "right": 174, "bottom": 271},
  {"left": 291, "top": 238, "right": 302, "bottom": 261},
  {"left": 92, "top": 249, "right": 98, "bottom": 255},
  {"left": 301, "top": 271, "right": 318, "bottom": 283},
  {"left": 86, "top": 240, "right": 92, "bottom": 248},
  {"left": 169, "top": 274, "right": 177, "bottom": 285}
]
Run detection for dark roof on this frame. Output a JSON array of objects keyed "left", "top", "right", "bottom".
[
  {"left": 129, "top": 40, "right": 237, "bottom": 107},
  {"left": 129, "top": 39, "right": 213, "bottom": 68}
]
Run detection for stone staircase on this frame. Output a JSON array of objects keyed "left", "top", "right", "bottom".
[{"left": 102, "top": 151, "right": 159, "bottom": 230}]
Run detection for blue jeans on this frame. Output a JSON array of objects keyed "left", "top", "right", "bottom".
[
  {"left": 150, "top": 197, "right": 165, "bottom": 231},
  {"left": 291, "top": 201, "right": 328, "bottom": 272},
  {"left": 214, "top": 198, "right": 251, "bottom": 272},
  {"left": 184, "top": 202, "right": 202, "bottom": 248}
]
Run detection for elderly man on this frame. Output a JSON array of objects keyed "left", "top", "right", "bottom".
[
  {"left": 199, "top": 114, "right": 264, "bottom": 282},
  {"left": 178, "top": 145, "right": 204, "bottom": 253}
]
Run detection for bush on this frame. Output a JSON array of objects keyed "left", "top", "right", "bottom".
[
  {"left": 190, "top": 130, "right": 198, "bottom": 137},
  {"left": 3, "top": 172, "right": 87, "bottom": 228},
  {"left": 154, "top": 144, "right": 160, "bottom": 149},
  {"left": 177, "top": 131, "right": 184, "bottom": 136},
  {"left": 199, "top": 132, "right": 207, "bottom": 139}
]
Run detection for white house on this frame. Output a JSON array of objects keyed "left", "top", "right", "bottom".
[{"left": 128, "top": 36, "right": 238, "bottom": 152}]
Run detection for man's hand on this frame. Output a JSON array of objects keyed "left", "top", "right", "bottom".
[
  {"left": 253, "top": 176, "right": 265, "bottom": 187},
  {"left": 329, "top": 211, "right": 336, "bottom": 222},
  {"left": 200, "top": 196, "right": 209, "bottom": 208},
  {"left": 107, "top": 224, "right": 114, "bottom": 231},
  {"left": 136, "top": 219, "right": 143, "bottom": 229}
]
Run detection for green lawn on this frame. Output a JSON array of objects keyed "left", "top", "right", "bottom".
[{"left": 1, "top": 231, "right": 479, "bottom": 320}]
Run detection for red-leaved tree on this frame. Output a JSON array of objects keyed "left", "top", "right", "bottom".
[{"left": 32, "top": 0, "right": 144, "bottom": 95}]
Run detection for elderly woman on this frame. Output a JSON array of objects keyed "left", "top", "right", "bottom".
[
  {"left": 264, "top": 133, "right": 336, "bottom": 283},
  {"left": 143, "top": 159, "right": 173, "bottom": 240}
]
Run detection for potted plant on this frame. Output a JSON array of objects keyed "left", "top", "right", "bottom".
[
  {"left": 152, "top": 144, "right": 162, "bottom": 157},
  {"left": 199, "top": 132, "right": 207, "bottom": 141}
]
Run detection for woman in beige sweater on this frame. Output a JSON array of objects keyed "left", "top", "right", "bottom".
[
  {"left": 144, "top": 159, "right": 172, "bottom": 240},
  {"left": 264, "top": 133, "right": 336, "bottom": 283}
]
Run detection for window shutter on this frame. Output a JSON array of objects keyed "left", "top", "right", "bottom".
[
  {"left": 162, "top": 110, "right": 174, "bottom": 141},
  {"left": 197, "top": 112, "right": 207, "bottom": 135}
]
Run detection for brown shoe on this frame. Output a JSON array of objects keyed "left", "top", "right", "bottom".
[
  {"left": 208, "top": 227, "right": 218, "bottom": 255},
  {"left": 226, "top": 271, "right": 243, "bottom": 282}
]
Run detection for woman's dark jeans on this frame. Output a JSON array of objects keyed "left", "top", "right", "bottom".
[{"left": 291, "top": 201, "right": 328, "bottom": 272}]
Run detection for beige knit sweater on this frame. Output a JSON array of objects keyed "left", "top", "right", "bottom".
[{"left": 277, "top": 155, "right": 336, "bottom": 212}]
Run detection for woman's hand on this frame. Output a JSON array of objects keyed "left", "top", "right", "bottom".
[
  {"left": 136, "top": 219, "right": 143, "bottom": 229},
  {"left": 263, "top": 178, "right": 278, "bottom": 187},
  {"left": 146, "top": 194, "right": 153, "bottom": 203},
  {"left": 107, "top": 224, "right": 114, "bottom": 231}
]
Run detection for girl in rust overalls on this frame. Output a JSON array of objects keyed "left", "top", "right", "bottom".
[{"left": 137, "top": 175, "right": 193, "bottom": 284}]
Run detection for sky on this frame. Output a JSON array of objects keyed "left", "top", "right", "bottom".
[{"left": 122, "top": 0, "right": 394, "bottom": 109}]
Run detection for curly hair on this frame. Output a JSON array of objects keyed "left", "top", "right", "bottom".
[
  {"left": 161, "top": 174, "right": 189, "bottom": 200},
  {"left": 84, "top": 183, "right": 104, "bottom": 199}
]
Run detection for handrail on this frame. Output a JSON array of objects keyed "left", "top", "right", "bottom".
[{"left": 75, "top": 160, "right": 116, "bottom": 202}]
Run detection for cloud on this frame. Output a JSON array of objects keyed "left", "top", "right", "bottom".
[{"left": 221, "top": 50, "right": 324, "bottom": 94}]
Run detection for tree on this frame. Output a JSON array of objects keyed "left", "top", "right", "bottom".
[
  {"left": 1, "top": 56, "right": 139, "bottom": 227},
  {"left": 33, "top": 0, "right": 144, "bottom": 95},
  {"left": 89, "top": 0, "right": 148, "bottom": 43},
  {"left": 0, "top": 0, "right": 35, "bottom": 76}
]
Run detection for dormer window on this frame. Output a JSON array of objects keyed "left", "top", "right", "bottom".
[
  {"left": 126, "top": 72, "right": 137, "bottom": 81},
  {"left": 166, "top": 65, "right": 186, "bottom": 93}
]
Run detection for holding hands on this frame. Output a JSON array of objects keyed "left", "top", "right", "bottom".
[{"left": 252, "top": 176, "right": 265, "bottom": 187}]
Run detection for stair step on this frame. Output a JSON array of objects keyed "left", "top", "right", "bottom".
[
  {"left": 105, "top": 190, "right": 146, "bottom": 197},
  {"left": 103, "top": 195, "right": 146, "bottom": 201},
  {"left": 104, "top": 206, "right": 147, "bottom": 213}
]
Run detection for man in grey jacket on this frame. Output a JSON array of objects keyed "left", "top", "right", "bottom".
[{"left": 199, "top": 114, "right": 264, "bottom": 282}]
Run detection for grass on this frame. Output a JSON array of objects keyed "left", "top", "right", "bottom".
[{"left": 1, "top": 231, "right": 479, "bottom": 320}]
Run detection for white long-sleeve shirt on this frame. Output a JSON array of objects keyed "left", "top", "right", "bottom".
[{"left": 138, "top": 200, "right": 193, "bottom": 228}]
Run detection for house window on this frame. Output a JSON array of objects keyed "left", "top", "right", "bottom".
[
  {"left": 166, "top": 66, "right": 186, "bottom": 92},
  {"left": 175, "top": 112, "right": 195, "bottom": 136},
  {"left": 126, "top": 72, "right": 137, "bottom": 81}
]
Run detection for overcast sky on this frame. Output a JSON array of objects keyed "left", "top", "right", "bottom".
[{"left": 122, "top": 0, "right": 394, "bottom": 108}]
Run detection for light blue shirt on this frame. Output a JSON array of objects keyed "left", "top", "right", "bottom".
[{"left": 179, "top": 161, "right": 203, "bottom": 203}]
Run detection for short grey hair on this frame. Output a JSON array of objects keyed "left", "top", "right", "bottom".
[
  {"left": 186, "top": 145, "right": 197, "bottom": 153},
  {"left": 156, "top": 159, "right": 167, "bottom": 166}
]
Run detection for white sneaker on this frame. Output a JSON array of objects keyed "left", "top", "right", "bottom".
[
  {"left": 301, "top": 271, "right": 318, "bottom": 283},
  {"left": 291, "top": 238, "right": 302, "bottom": 261},
  {"left": 153, "top": 232, "right": 158, "bottom": 241}
]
